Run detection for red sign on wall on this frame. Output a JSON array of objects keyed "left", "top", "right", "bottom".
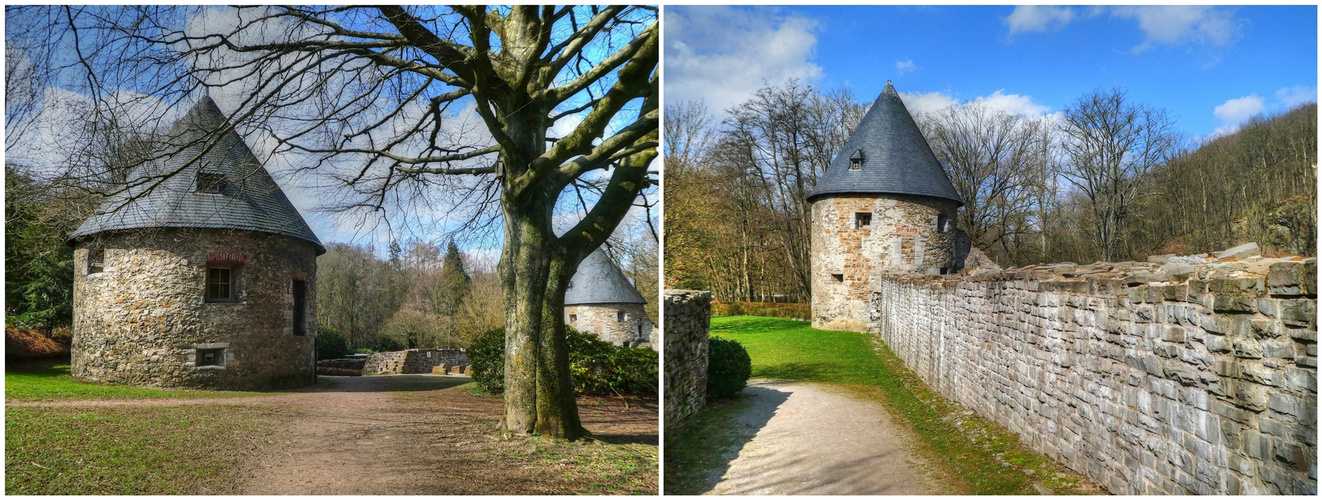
[
  {"left": 207, "top": 253, "right": 247, "bottom": 264},
  {"left": 892, "top": 226, "right": 918, "bottom": 234}
]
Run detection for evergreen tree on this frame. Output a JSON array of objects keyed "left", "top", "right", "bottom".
[{"left": 435, "top": 240, "right": 472, "bottom": 317}]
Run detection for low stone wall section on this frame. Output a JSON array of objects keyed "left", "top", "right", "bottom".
[
  {"left": 664, "top": 290, "right": 712, "bottom": 427},
  {"left": 362, "top": 349, "right": 470, "bottom": 376},
  {"left": 870, "top": 257, "right": 1317, "bottom": 495}
]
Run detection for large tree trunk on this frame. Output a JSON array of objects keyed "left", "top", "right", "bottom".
[{"left": 497, "top": 188, "right": 586, "bottom": 440}]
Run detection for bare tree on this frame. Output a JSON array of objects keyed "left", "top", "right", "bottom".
[
  {"left": 1058, "top": 88, "right": 1177, "bottom": 261},
  {"left": 8, "top": 5, "right": 657, "bottom": 440},
  {"left": 918, "top": 102, "right": 1053, "bottom": 265}
]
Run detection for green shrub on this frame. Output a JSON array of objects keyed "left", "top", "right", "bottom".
[
  {"left": 369, "top": 336, "right": 405, "bottom": 353},
  {"left": 467, "top": 328, "right": 506, "bottom": 394},
  {"left": 711, "top": 301, "right": 809, "bottom": 319},
  {"left": 315, "top": 326, "right": 349, "bottom": 360},
  {"left": 706, "top": 337, "right": 751, "bottom": 398},
  {"left": 467, "top": 327, "right": 658, "bottom": 397}
]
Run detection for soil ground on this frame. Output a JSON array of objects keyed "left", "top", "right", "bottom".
[
  {"left": 705, "top": 379, "right": 939, "bottom": 495},
  {"left": 10, "top": 374, "right": 657, "bottom": 494}
]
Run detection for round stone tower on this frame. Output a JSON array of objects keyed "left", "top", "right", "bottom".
[
  {"left": 564, "top": 249, "right": 654, "bottom": 347},
  {"left": 67, "top": 96, "right": 326, "bottom": 390},
  {"left": 808, "top": 81, "right": 964, "bottom": 332}
]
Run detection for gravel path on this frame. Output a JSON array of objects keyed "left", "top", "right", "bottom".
[{"left": 707, "top": 379, "right": 938, "bottom": 495}]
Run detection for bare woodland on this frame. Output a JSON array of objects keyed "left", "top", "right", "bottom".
[
  {"left": 665, "top": 83, "right": 1317, "bottom": 302},
  {"left": 6, "top": 5, "right": 658, "bottom": 440}
]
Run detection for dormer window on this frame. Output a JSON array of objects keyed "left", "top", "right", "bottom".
[
  {"left": 849, "top": 149, "right": 864, "bottom": 170},
  {"left": 196, "top": 173, "right": 229, "bottom": 195}
]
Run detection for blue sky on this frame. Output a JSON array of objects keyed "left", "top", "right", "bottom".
[{"left": 665, "top": 5, "right": 1317, "bottom": 139}]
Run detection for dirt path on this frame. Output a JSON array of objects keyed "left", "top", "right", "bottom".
[
  {"left": 14, "top": 375, "right": 657, "bottom": 494},
  {"left": 706, "top": 379, "right": 939, "bottom": 495}
]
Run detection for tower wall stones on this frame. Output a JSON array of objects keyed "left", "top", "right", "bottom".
[
  {"left": 72, "top": 228, "right": 318, "bottom": 390},
  {"left": 664, "top": 290, "right": 712, "bottom": 427},
  {"left": 565, "top": 302, "right": 654, "bottom": 347},
  {"left": 869, "top": 259, "right": 1317, "bottom": 494},
  {"left": 812, "top": 194, "right": 958, "bottom": 331}
]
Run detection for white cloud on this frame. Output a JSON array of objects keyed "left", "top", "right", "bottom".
[
  {"left": 1211, "top": 94, "right": 1265, "bottom": 136},
  {"left": 898, "top": 91, "right": 958, "bottom": 117},
  {"left": 665, "top": 6, "right": 822, "bottom": 116},
  {"left": 973, "top": 90, "right": 1051, "bottom": 117},
  {"left": 900, "top": 89, "right": 1051, "bottom": 119},
  {"left": 895, "top": 59, "right": 916, "bottom": 76},
  {"left": 1004, "top": 6, "right": 1076, "bottom": 35},
  {"left": 1110, "top": 6, "right": 1239, "bottom": 52},
  {"left": 1275, "top": 85, "right": 1317, "bottom": 109}
]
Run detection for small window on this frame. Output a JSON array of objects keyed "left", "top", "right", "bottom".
[
  {"left": 832, "top": 273, "right": 844, "bottom": 283},
  {"left": 206, "top": 266, "right": 233, "bottom": 302},
  {"left": 939, "top": 267, "right": 949, "bottom": 275},
  {"left": 617, "top": 311, "right": 626, "bottom": 322},
  {"left": 196, "top": 173, "right": 229, "bottom": 194},
  {"left": 849, "top": 149, "right": 864, "bottom": 170},
  {"left": 937, "top": 214, "right": 948, "bottom": 233},
  {"left": 569, "top": 314, "right": 577, "bottom": 323},
  {"left": 855, "top": 213, "right": 872, "bottom": 229},
  {"left": 196, "top": 347, "right": 225, "bottom": 368},
  {"left": 88, "top": 246, "right": 105, "bottom": 274}
]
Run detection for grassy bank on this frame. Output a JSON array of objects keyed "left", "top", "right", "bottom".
[
  {"left": 6, "top": 404, "right": 281, "bottom": 494},
  {"left": 6, "top": 359, "right": 272, "bottom": 401},
  {"left": 689, "top": 316, "right": 1096, "bottom": 495}
]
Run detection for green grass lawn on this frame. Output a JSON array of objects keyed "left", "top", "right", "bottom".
[
  {"left": 5, "top": 359, "right": 273, "bottom": 401},
  {"left": 691, "top": 316, "right": 1096, "bottom": 495},
  {"left": 6, "top": 404, "right": 282, "bottom": 494}
]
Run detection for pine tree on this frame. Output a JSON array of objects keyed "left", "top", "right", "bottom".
[{"left": 435, "top": 240, "right": 472, "bottom": 317}]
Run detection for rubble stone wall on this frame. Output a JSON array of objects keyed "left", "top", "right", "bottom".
[
  {"left": 361, "top": 349, "right": 469, "bottom": 375},
  {"left": 71, "top": 228, "right": 318, "bottom": 390},
  {"left": 664, "top": 290, "right": 713, "bottom": 427},
  {"left": 870, "top": 258, "right": 1317, "bottom": 494},
  {"left": 812, "top": 194, "right": 958, "bottom": 332},
  {"left": 566, "top": 303, "right": 654, "bottom": 347}
]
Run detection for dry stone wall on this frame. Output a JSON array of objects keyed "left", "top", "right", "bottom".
[
  {"left": 870, "top": 258, "right": 1317, "bottom": 494},
  {"left": 361, "top": 349, "right": 469, "bottom": 375},
  {"left": 72, "top": 228, "right": 318, "bottom": 390},
  {"left": 664, "top": 290, "right": 712, "bottom": 427}
]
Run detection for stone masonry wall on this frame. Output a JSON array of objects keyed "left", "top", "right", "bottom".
[
  {"left": 72, "top": 228, "right": 318, "bottom": 390},
  {"left": 361, "top": 349, "right": 470, "bottom": 376},
  {"left": 664, "top": 290, "right": 712, "bottom": 427},
  {"left": 812, "top": 194, "right": 958, "bottom": 332},
  {"left": 566, "top": 303, "right": 654, "bottom": 347},
  {"left": 869, "top": 258, "right": 1317, "bottom": 494}
]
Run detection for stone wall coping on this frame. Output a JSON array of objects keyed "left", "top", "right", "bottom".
[
  {"left": 889, "top": 254, "right": 1315, "bottom": 297},
  {"left": 193, "top": 342, "right": 230, "bottom": 349}
]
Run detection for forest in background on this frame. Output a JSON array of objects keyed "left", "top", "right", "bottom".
[{"left": 664, "top": 81, "right": 1317, "bottom": 303}]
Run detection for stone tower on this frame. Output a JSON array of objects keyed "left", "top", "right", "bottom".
[
  {"left": 564, "top": 249, "right": 654, "bottom": 347},
  {"left": 808, "top": 81, "right": 964, "bottom": 332},
  {"left": 67, "top": 96, "right": 326, "bottom": 390}
]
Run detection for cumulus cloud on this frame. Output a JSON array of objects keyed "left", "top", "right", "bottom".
[
  {"left": 901, "top": 89, "right": 1051, "bottom": 118},
  {"left": 1004, "top": 6, "right": 1076, "bottom": 35},
  {"left": 1110, "top": 6, "right": 1240, "bottom": 52},
  {"left": 665, "top": 6, "right": 823, "bottom": 115},
  {"left": 1275, "top": 85, "right": 1317, "bottom": 109},
  {"left": 1211, "top": 94, "right": 1265, "bottom": 136},
  {"left": 895, "top": 59, "right": 916, "bottom": 75}
]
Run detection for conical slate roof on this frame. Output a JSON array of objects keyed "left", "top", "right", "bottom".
[
  {"left": 807, "top": 81, "right": 963, "bottom": 206},
  {"left": 69, "top": 96, "right": 325, "bottom": 254},
  {"left": 565, "top": 249, "right": 646, "bottom": 305}
]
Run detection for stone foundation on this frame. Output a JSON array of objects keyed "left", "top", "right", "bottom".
[
  {"left": 663, "top": 290, "right": 712, "bottom": 427},
  {"left": 361, "top": 349, "right": 470, "bottom": 376},
  {"left": 870, "top": 258, "right": 1317, "bottom": 494},
  {"left": 71, "top": 228, "right": 317, "bottom": 390}
]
